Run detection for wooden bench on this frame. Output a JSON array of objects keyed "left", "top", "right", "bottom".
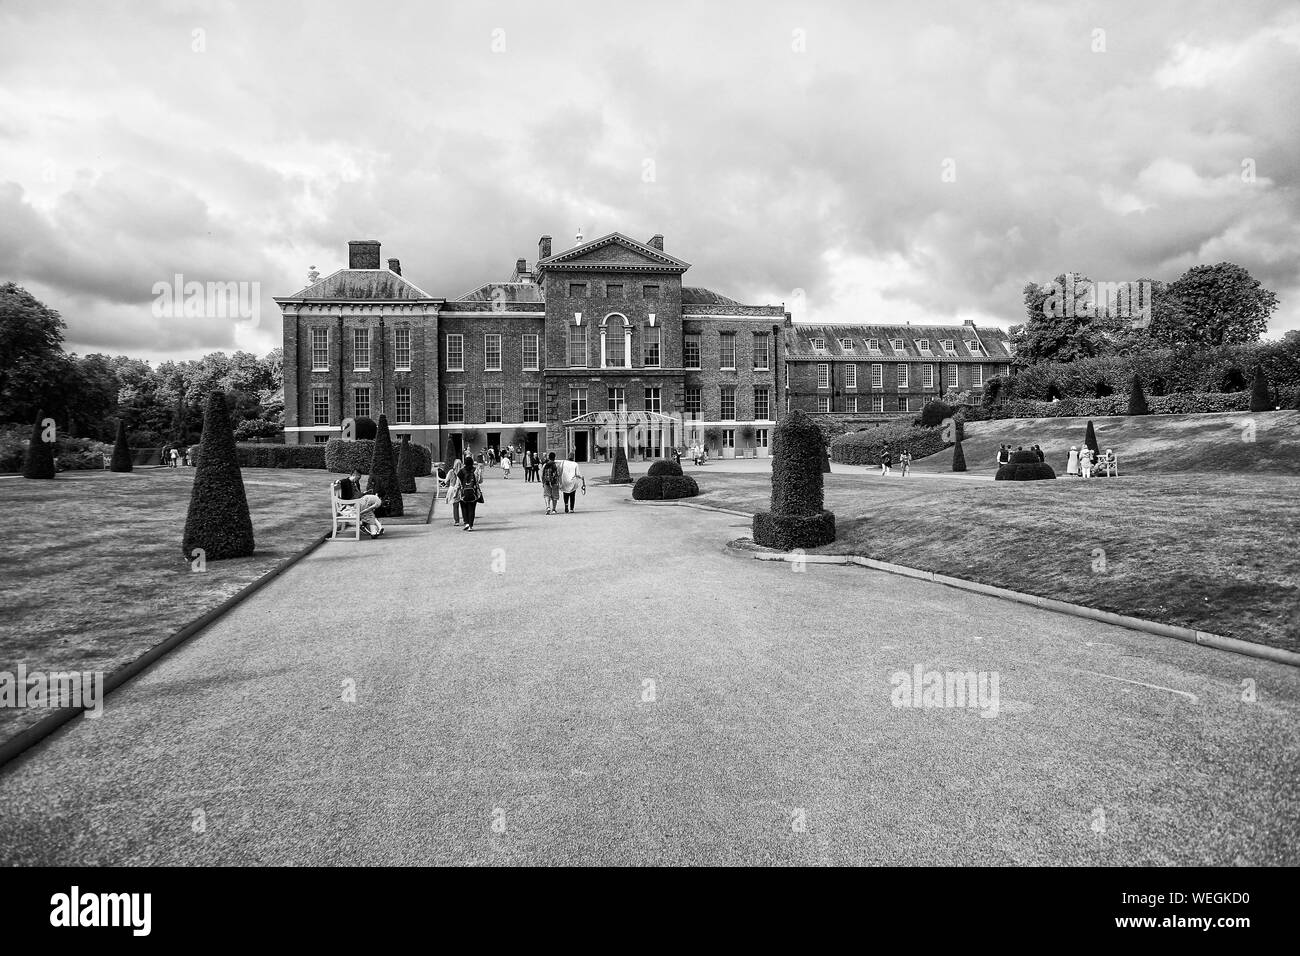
[{"left": 330, "top": 485, "right": 365, "bottom": 541}]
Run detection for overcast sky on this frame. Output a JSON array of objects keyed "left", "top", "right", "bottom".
[{"left": 1, "top": 0, "right": 1297, "bottom": 362}]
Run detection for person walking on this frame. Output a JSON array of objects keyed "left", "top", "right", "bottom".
[
  {"left": 522, "top": 449, "right": 532, "bottom": 482},
  {"left": 541, "top": 452, "right": 561, "bottom": 514},
  {"left": 558, "top": 454, "right": 586, "bottom": 513},
  {"left": 445, "top": 457, "right": 464, "bottom": 526},
  {"left": 879, "top": 448, "right": 892, "bottom": 477},
  {"left": 501, "top": 451, "right": 513, "bottom": 480},
  {"left": 458, "top": 457, "right": 483, "bottom": 531},
  {"left": 1033, "top": 444, "right": 1045, "bottom": 463},
  {"left": 1067, "top": 445, "right": 1080, "bottom": 477},
  {"left": 899, "top": 449, "right": 912, "bottom": 477},
  {"left": 168, "top": 446, "right": 180, "bottom": 468}
]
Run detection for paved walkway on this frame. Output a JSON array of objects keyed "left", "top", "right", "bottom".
[{"left": 1, "top": 468, "right": 1297, "bottom": 865}]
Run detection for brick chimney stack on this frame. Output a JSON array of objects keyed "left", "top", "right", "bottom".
[
  {"left": 516, "top": 258, "right": 527, "bottom": 274},
  {"left": 388, "top": 258, "right": 402, "bottom": 276},
  {"left": 648, "top": 234, "right": 664, "bottom": 251},
  {"left": 349, "top": 240, "right": 381, "bottom": 269},
  {"left": 538, "top": 235, "right": 552, "bottom": 260}
]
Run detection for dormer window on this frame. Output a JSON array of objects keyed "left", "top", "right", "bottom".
[
  {"left": 811, "top": 337, "right": 827, "bottom": 351},
  {"left": 967, "top": 339, "right": 982, "bottom": 354},
  {"left": 890, "top": 338, "right": 905, "bottom": 351},
  {"left": 941, "top": 339, "right": 957, "bottom": 356},
  {"left": 840, "top": 338, "right": 854, "bottom": 351},
  {"left": 916, "top": 339, "right": 932, "bottom": 355},
  {"left": 867, "top": 338, "right": 881, "bottom": 353}
]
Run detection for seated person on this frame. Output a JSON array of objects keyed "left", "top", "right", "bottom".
[{"left": 335, "top": 468, "right": 385, "bottom": 537}]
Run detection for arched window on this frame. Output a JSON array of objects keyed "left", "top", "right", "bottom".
[{"left": 601, "top": 313, "right": 632, "bottom": 368}]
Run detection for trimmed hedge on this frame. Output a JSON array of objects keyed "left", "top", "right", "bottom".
[
  {"left": 661, "top": 475, "right": 699, "bottom": 499},
  {"left": 755, "top": 409, "right": 835, "bottom": 549},
  {"left": 182, "top": 391, "right": 255, "bottom": 560},
  {"left": 632, "top": 475, "right": 664, "bottom": 500},
  {"left": 22, "top": 415, "right": 55, "bottom": 479},
  {"left": 633, "top": 473, "right": 701, "bottom": 500},
  {"left": 110, "top": 420, "right": 133, "bottom": 472},
  {"left": 397, "top": 435, "right": 417, "bottom": 493},
  {"left": 365, "top": 415, "right": 403, "bottom": 517},
  {"left": 752, "top": 510, "right": 837, "bottom": 550},
  {"left": 647, "top": 459, "right": 683, "bottom": 477},
  {"left": 831, "top": 422, "right": 948, "bottom": 465},
  {"left": 995, "top": 450, "right": 1057, "bottom": 481},
  {"left": 193, "top": 443, "right": 326, "bottom": 469},
  {"left": 325, "top": 438, "right": 430, "bottom": 476},
  {"left": 968, "top": 391, "right": 1255, "bottom": 420},
  {"left": 610, "top": 446, "right": 632, "bottom": 484}
]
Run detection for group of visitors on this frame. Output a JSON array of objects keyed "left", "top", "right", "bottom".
[
  {"left": 995, "top": 443, "right": 1117, "bottom": 477},
  {"left": 1066, "top": 446, "right": 1117, "bottom": 478},
  {"left": 443, "top": 451, "right": 587, "bottom": 527},
  {"left": 161, "top": 445, "right": 193, "bottom": 467},
  {"left": 689, "top": 443, "right": 710, "bottom": 465},
  {"left": 875, "top": 449, "right": 912, "bottom": 477},
  {"left": 995, "top": 444, "right": 1046, "bottom": 466}
]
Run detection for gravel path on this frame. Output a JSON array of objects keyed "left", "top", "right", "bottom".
[{"left": 2, "top": 467, "right": 1296, "bottom": 865}]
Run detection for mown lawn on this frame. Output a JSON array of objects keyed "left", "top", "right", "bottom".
[
  {"left": 0, "top": 467, "right": 434, "bottom": 743},
  {"left": 696, "top": 471, "right": 1300, "bottom": 653}
]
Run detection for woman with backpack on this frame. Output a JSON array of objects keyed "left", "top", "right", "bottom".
[
  {"left": 458, "top": 458, "right": 483, "bottom": 531},
  {"left": 541, "top": 452, "right": 561, "bottom": 515}
]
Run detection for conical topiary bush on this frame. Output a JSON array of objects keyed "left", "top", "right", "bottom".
[
  {"left": 1249, "top": 366, "right": 1272, "bottom": 412},
  {"left": 110, "top": 418, "right": 133, "bottom": 472},
  {"left": 1084, "top": 420, "right": 1099, "bottom": 457},
  {"left": 396, "top": 434, "right": 417, "bottom": 493},
  {"left": 182, "top": 391, "right": 254, "bottom": 560},
  {"left": 752, "top": 409, "right": 836, "bottom": 550},
  {"left": 366, "top": 414, "right": 404, "bottom": 517},
  {"left": 820, "top": 438, "right": 831, "bottom": 474},
  {"left": 610, "top": 446, "right": 632, "bottom": 484},
  {"left": 952, "top": 439, "right": 967, "bottom": 472},
  {"left": 22, "top": 413, "right": 56, "bottom": 479},
  {"left": 1128, "top": 375, "right": 1149, "bottom": 415}
]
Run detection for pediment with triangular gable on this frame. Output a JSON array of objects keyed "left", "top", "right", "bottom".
[{"left": 538, "top": 233, "right": 691, "bottom": 274}]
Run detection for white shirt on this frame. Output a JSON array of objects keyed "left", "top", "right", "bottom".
[{"left": 558, "top": 460, "right": 583, "bottom": 493}]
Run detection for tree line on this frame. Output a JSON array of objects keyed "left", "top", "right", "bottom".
[{"left": 0, "top": 282, "right": 282, "bottom": 446}]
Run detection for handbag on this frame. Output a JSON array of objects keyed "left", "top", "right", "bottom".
[{"left": 475, "top": 487, "right": 485, "bottom": 504}]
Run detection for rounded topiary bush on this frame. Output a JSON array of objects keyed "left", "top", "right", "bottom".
[
  {"left": 661, "top": 475, "right": 699, "bottom": 499},
  {"left": 647, "top": 459, "right": 682, "bottom": 477},
  {"left": 182, "top": 391, "right": 255, "bottom": 560},
  {"left": 632, "top": 475, "right": 664, "bottom": 500},
  {"left": 753, "top": 409, "right": 836, "bottom": 549},
  {"left": 995, "top": 450, "right": 1057, "bottom": 481},
  {"left": 610, "top": 446, "right": 632, "bottom": 484},
  {"left": 354, "top": 416, "right": 377, "bottom": 440}
]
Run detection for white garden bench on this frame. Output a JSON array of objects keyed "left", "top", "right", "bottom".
[{"left": 330, "top": 484, "right": 365, "bottom": 541}]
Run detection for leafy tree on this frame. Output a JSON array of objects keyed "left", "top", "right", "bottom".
[
  {"left": 1156, "top": 263, "right": 1278, "bottom": 347},
  {"left": 22, "top": 412, "right": 55, "bottom": 478},
  {"left": 182, "top": 391, "right": 254, "bottom": 560},
  {"left": 0, "top": 284, "right": 67, "bottom": 423},
  {"left": 110, "top": 419, "right": 133, "bottom": 472},
  {"left": 366, "top": 415, "right": 404, "bottom": 517},
  {"left": 1011, "top": 273, "right": 1135, "bottom": 364}
]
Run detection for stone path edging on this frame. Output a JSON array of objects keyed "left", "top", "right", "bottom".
[
  {"left": 0, "top": 531, "right": 332, "bottom": 770},
  {"left": 634, "top": 498, "right": 1300, "bottom": 668}
]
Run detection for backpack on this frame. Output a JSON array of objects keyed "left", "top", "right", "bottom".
[{"left": 541, "top": 461, "right": 558, "bottom": 485}]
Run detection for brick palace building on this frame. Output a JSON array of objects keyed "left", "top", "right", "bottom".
[{"left": 277, "top": 233, "right": 1012, "bottom": 461}]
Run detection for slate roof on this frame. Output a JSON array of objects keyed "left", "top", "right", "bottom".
[
  {"left": 681, "top": 287, "right": 740, "bottom": 306},
  {"left": 454, "top": 281, "right": 545, "bottom": 304},
  {"left": 784, "top": 323, "right": 1012, "bottom": 361},
  {"left": 277, "top": 268, "right": 436, "bottom": 301}
]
